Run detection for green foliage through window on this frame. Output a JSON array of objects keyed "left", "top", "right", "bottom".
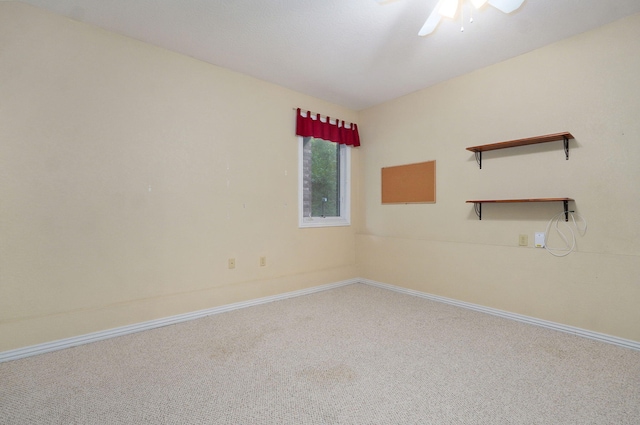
[{"left": 304, "top": 138, "right": 340, "bottom": 217}]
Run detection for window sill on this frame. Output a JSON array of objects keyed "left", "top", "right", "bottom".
[{"left": 299, "top": 217, "right": 351, "bottom": 228}]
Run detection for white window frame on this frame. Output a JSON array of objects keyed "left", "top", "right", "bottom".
[{"left": 298, "top": 136, "right": 351, "bottom": 228}]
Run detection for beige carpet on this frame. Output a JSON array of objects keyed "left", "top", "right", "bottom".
[{"left": 1, "top": 283, "right": 639, "bottom": 424}]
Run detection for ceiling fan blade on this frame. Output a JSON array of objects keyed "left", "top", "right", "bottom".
[
  {"left": 418, "top": 0, "right": 444, "bottom": 36},
  {"left": 487, "top": 0, "right": 525, "bottom": 13}
]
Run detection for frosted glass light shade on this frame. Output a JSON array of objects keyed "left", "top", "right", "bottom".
[
  {"left": 470, "top": 0, "right": 488, "bottom": 9},
  {"left": 439, "top": 0, "right": 459, "bottom": 18}
]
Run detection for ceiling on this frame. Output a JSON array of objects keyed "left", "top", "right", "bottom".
[{"left": 14, "top": 0, "right": 640, "bottom": 110}]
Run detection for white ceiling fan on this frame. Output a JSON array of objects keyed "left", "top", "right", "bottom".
[{"left": 376, "top": 0, "right": 526, "bottom": 36}]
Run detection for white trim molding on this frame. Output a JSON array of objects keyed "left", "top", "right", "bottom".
[
  {"left": 360, "top": 278, "right": 640, "bottom": 352},
  {"left": 2, "top": 277, "right": 638, "bottom": 363},
  {"left": 0, "top": 278, "right": 358, "bottom": 363}
]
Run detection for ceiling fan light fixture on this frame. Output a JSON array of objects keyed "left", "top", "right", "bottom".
[
  {"left": 469, "top": 0, "right": 488, "bottom": 9},
  {"left": 439, "top": 0, "right": 459, "bottom": 18},
  {"left": 416, "top": 0, "right": 525, "bottom": 37}
]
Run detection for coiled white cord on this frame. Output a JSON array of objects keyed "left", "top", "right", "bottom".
[{"left": 544, "top": 210, "right": 587, "bottom": 257}]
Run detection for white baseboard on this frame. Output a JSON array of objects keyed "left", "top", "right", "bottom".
[
  {"left": 2, "top": 277, "right": 638, "bottom": 363},
  {"left": 0, "top": 278, "right": 358, "bottom": 363},
  {"left": 360, "top": 278, "right": 640, "bottom": 352}
]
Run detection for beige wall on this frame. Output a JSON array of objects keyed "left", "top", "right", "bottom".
[
  {"left": 2, "top": 2, "right": 639, "bottom": 353},
  {"left": 0, "top": 2, "right": 360, "bottom": 351},
  {"left": 357, "top": 13, "right": 640, "bottom": 342}
]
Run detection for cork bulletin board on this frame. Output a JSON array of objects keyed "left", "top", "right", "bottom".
[{"left": 381, "top": 160, "right": 436, "bottom": 204}]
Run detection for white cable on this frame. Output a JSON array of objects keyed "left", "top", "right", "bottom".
[{"left": 544, "top": 210, "right": 587, "bottom": 257}]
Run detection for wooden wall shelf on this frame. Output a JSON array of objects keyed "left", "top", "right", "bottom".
[
  {"left": 466, "top": 198, "right": 574, "bottom": 221},
  {"left": 466, "top": 132, "right": 574, "bottom": 169}
]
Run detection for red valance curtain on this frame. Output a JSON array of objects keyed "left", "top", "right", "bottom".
[{"left": 295, "top": 108, "right": 360, "bottom": 147}]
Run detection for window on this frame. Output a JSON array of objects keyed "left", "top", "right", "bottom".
[{"left": 298, "top": 136, "right": 351, "bottom": 227}]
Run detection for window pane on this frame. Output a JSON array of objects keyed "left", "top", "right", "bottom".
[{"left": 303, "top": 137, "right": 340, "bottom": 218}]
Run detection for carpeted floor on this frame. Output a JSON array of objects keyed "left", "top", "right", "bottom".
[{"left": 1, "top": 283, "right": 639, "bottom": 424}]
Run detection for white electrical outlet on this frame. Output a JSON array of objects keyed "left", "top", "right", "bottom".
[{"left": 535, "top": 232, "right": 545, "bottom": 248}]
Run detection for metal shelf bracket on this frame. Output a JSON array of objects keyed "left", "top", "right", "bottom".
[{"left": 473, "top": 202, "right": 482, "bottom": 220}]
